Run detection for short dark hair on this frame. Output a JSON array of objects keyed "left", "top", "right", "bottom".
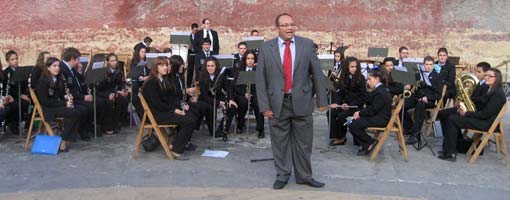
[
  {"left": 61, "top": 47, "right": 81, "bottom": 62},
  {"left": 143, "top": 36, "right": 153, "bottom": 43},
  {"left": 250, "top": 29, "right": 258, "bottom": 34},
  {"left": 162, "top": 48, "right": 172, "bottom": 53},
  {"left": 437, "top": 47, "right": 448, "bottom": 55},
  {"left": 423, "top": 56, "right": 435, "bottom": 63},
  {"left": 202, "top": 18, "right": 210, "bottom": 24},
  {"left": 191, "top": 23, "right": 199, "bottom": 29},
  {"left": 383, "top": 57, "right": 396, "bottom": 65},
  {"left": 398, "top": 46, "right": 408, "bottom": 53},
  {"left": 368, "top": 69, "right": 386, "bottom": 84},
  {"left": 238, "top": 42, "right": 247, "bottom": 48},
  {"left": 5, "top": 50, "right": 18, "bottom": 61},
  {"left": 201, "top": 38, "right": 211, "bottom": 45},
  {"left": 275, "top": 13, "right": 292, "bottom": 26},
  {"left": 476, "top": 62, "right": 491, "bottom": 72}
]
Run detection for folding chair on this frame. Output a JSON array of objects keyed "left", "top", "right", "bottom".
[
  {"left": 24, "top": 88, "right": 63, "bottom": 150},
  {"left": 424, "top": 85, "right": 448, "bottom": 136},
  {"left": 466, "top": 103, "right": 508, "bottom": 164},
  {"left": 132, "top": 95, "right": 177, "bottom": 160},
  {"left": 368, "top": 97, "right": 408, "bottom": 161}
]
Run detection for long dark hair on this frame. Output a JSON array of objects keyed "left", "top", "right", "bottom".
[
  {"left": 240, "top": 50, "right": 257, "bottom": 69},
  {"left": 339, "top": 57, "right": 364, "bottom": 91},
  {"left": 200, "top": 57, "right": 221, "bottom": 89},
  {"left": 131, "top": 47, "right": 147, "bottom": 65},
  {"left": 41, "top": 57, "right": 63, "bottom": 88},
  {"left": 143, "top": 56, "right": 174, "bottom": 92},
  {"left": 169, "top": 55, "right": 185, "bottom": 77},
  {"left": 35, "top": 51, "right": 50, "bottom": 70},
  {"left": 487, "top": 68, "right": 503, "bottom": 94}
]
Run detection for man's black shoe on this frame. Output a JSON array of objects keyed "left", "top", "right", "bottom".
[
  {"left": 273, "top": 180, "right": 288, "bottom": 190},
  {"left": 297, "top": 179, "right": 325, "bottom": 188},
  {"left": 438, "top": 153, "right": 457, "bottom": 162}
]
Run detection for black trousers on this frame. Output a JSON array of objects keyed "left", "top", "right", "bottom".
[
  {"left": 132, "top": 82, "right": 144, "bottom": 120},
  {"left": 155, "top": 112, "right": 194, "bottom": 154},
  {"left": 193, "top": 100, "right": 214, "bottom": 134},
  {"left": 99, "top": 95, "right": 129, "bottom": 131},
  {"left": 46, "top": 107, "right": 81, "bottom": 141},
  {"left": 234, "top": 95, "right": 264, "bottom": 132},
  {"left": 186, "top": 54, "right": 196, "bottom": 88},
  {"left": 5, "top": 100, "right": 29, "bottom": 134},
  {"left": 438, "top": 108, "right": 463, "bottom": 142},
  {"left": 403, "top": 97, "right": 435, "bottom": 133},
  {"left": 329, "top": 108, "right": 357, "bottom": 139},
  {"left": 443, "top": 115, "right": 492, "bottom": 154},
  {"left": 348, "top": 116, "right": 388, "bottom": 150}
]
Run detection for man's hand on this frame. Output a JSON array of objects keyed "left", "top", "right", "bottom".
[
  {"left": 21, "top": 94, "right": 31, "bottom": 103},
  {"left": 318, "top": 106, "right": 328, "bottom": 112},
  {"left": 244, "top": 93, "right": 252, "bottom": 100},
  {"left": 6, "top": 96, "right": 14, "bottom": 103},
  {"left": 340, "top": 103, "right": 349, "bottom": 111},
  {"left": 353, "top": 111, "right": 360, "bottom": 120},
  {"left": 420, "top": 96, "right": 428, "bottom": 103},
  {"left": 228, "top": 100, "right": 238, "bottom": 108},
  {"left": 404, "top": 84, "right": 412, "bottom": 90},
  {"left": 109, "top": 93, "right": 115, "bottom": 101},
  {"left": 84, "top": 95, "right": 93, "bottom": 102},
  {"left": 175, "top": 109, "right": 185, "bottom": 116},
  {"left": 329, "top": 103, "right": 339, "bottom": 109},
  {"left": 262, "top": 110, "right": 274, "bottom": 118}
]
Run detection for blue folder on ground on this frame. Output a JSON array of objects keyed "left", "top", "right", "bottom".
[{"left": 31, "top": 135, "right": 62, "bottom": 155}]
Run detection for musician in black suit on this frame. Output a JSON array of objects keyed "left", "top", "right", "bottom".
[
  {"left": 0, "top": 70, "right": 14, "bottom": 133},
  {"left": 348, "top": 70, "right": 392, "bottom": 155},
  {"left": 403, "top": 56, "right": 444, "bottom": 144},
  {"left": 233, "top": 42, "right": 247, "bottom": 68},
  {"left": 381, "top": 57, "right": 405, "bottom": 96},
  {"left": 197, "top": 57, "right": 235, "bottom": 137},
  {"left": 186, "top": 23, "right": 200, "bottom": 87},
  {"left": 193, "top": 18, "right": 220, "bottom": 55},
  {"left": 250, "top": 29, "right": 259, "bottom": 36},
  {"left": 393, "top": 46, "right": 409, "bottom": 67},
  {"left": 230, "top": 50, "right": 265, "bottom": 138},
  {"left": 192, "top": 38, "right": 213, "bottom": 80},
  {"left": 437, "top": 62, "right": 491, "bottom": 142},
  {"left": 35, "top": 57, "right": 81, "bottom": 152},
  {"left": 436, "top": 48, "right": 456, "bottom": 100},
  {"left": 439, "top": 68, "right": 507, "bottom": 161},
  {"left": 329, "top": 57, "right": 366, "bottom": 146},
  {"left": 133, "top": 36, "right": 152, "bottom": 53},
  {"left": 130, "top": 47, "right": 149, "bottom": 119},
  {"left": 142, "top": 57, "right": 195, "bottom": 160},
  {"left": 3, "top": 50, "right": 30, "bottom": 135},
  {"left": 96, "top": 53, "right": 129, "bottom": 134}
]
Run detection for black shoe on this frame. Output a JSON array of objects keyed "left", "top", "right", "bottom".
[
  {"left": 368, "top": 139, "right": 379, "bottom": 154},
  {"left": 438, "top": 153, "right": 456, "bottom": 162},
  {"left": 357, "top": 148, "right": 369, "bottom": 156},
  {"left": 236, "top": 128, "right": 242, "bottom": 134},
  {"left": 406, "top": 132, "right": 419, "bottom": 145},
  {"left": 185, "top": 143, "right": 197, "bottom": 151},
  {"left": 170, "top": 151, "right": 190, "bottom": 161},
  {"left": 273, "top": 180, "right": 288, "bottom": 190},
  {"left": 59, "top": 148, "right": 69, "bottom": 153},
  {"left": 329, "top": 139, "right": 346, "bottom": 146},
  {"left": 258, "top": 131, "right": 265, "bottom": 139},
  {"left": 297, "top": 179, "right": 325, "bottom": 188}
]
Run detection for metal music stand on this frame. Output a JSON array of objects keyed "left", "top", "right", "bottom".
[
  {"left": 236, "top": 71, "right": 256, "bottom": 135},
  {"left": 85, "top": 67, "right": 108, "bottom": 139},
  {"left": 11, "top": 66, "right": 34, "bottom": 138},
  {"left": 170, "top": 32, "right": 191, "bottom": 57},
  {"left": 213, "top": 54, "right": 235, "bottom": 68}
]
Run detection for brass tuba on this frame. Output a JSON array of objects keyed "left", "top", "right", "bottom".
[{"left": 456, "top": 72, "right": 479, "bottom": 112}]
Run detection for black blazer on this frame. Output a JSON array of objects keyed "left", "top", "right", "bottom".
[
  {"left": 133, "top": 42, "right": 148, "bottom": 53},
  {"left": 198, "top": 71, "right": 231, "bottom": 105},
  {"left": 415, "top": 70, "right": 444, "bottom": 102},
  {"left": 465, "top": 85, "right": 506, "bottom": 125},
  {"left": 2, "top": 66, "right": 29, "bottom": 100},
  {"left": 142, "top": 77, "right": 179, "bottom": 118},
  {"left": 35, "top": 75, "right": 67, "bottom": 121},
  {"left": 333, "top": 76, "right": 367, "bottom": 108},
  {"left": 97, "top": 68, "right": 125, "bottom": 99},
  {"left": 194, "top": 29, "right": 220, "bottom": 55},
  {"left": 193, "top": 50, "right": 211, "bottom": 75},
  {"left": 470, "top": 82, "right": 489, "bottom": 111},
  {"left": 436, "top": 60, "right": 456, "bottom": 98},
  {"left": 59, "top": 62, "right": 85, "bottom": 101},
  {"left": 359, "top": 84, "right": 393, "bottom": 122},
  {"left": 168, "top": 73, "right": 187, "bottom": 101},
  {"left": 233, "top": 53, "right": 242, "bottom": 68}
]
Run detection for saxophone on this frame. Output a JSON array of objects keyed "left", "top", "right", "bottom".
[{"left": 456, "top": 72, "right": 479, "bottom": 112}]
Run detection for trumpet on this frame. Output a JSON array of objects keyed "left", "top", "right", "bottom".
[{"left": 329, "top": 66, "right": 341, "bottom": 83}]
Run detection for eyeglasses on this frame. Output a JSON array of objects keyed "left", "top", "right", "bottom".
[
  {"left": 485, "top": 75, "right": 496, "bottom": 78},
  {"left": 278, "top": 24, "right": 296, "bottom": 28}
]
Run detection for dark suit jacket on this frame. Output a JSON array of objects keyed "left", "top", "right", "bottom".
[
  {"left": 436, "top": 60, "right": 456, "bottom": 98},
  {"left": 59, "top": 62, "right": 85, "bottom": 101},
  {"left": 97, "top": 68, "right": 125, "bottom": 99},
  {"left": 333, "top": 76, "right": 366, "bottom": 108},
  {"left": 169, "top": 73, "right": 187, "bottom": 101},
  {"left": 198, "top": 71, "right": 231, "bottom": 105},
  {"left": 193, "top": 50, "right": 210, "bottom": 75},
  {"left": 142, "top": 77, "right": 179, "bottom": 119},
  {"left": 465, "top": 85, "right": 506, "bottom": 126},
  {"left": 35, "top": 75, "right": 66, "bottom": 121},
  {"left": 133, "top": 42, "right": 148, "bottom": 53},
  {"left": 2, "top": 66, "right": 29, "bottom": 100},
  {"left": 359, "top": 84, "right": 392, "bottom": 122},
  {"left": 415, "top": 70, "right": 444, "bottom": 102},
  {"left": 194, "top": 29, "right": 220, "bottom": 55},
  {"left": 470, "top": 82, "right": 489, "bottom": 111}
]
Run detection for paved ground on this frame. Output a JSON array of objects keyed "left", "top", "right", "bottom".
[{"left": 0, "top": 108, "right": 509, "bottom": 200}]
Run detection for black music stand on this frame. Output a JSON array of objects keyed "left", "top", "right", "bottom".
[
  {"left": 11, "top": 66, "right": 34, "bottom": 138},
  {"left": 85, "top": 67, "right": 108, "bottom": 139},
  {"left": 447, "top": 56, "right": 460, "bottom": 65},
  {"left": 243, "top": 36, "right": 264, "bottom": 51},
  {"left": 236, "top": 71, "right": 256, "bottom": 135},
  {"left": 213, "top": 55, "right": 235, "bottom": 68},
  {"left": 170, "top": 32, "right": 191, "bottom": 57},
  {"left": 367, "top": 47, "right": 389, "bottom": 58}
]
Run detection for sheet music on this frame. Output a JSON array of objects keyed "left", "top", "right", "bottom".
[
  {"left": 79, "top": 57, "right": 89, "bottom": 63},
  {"left": 212, "top": 54, "right": 235, "bottom": 59},
  {"left": 92, "top": 62, "right": 104, "bottom": 69},
  {"left": 146, "top": 53, "right": 172, "bottom": 58},
  {"left": 317, "top": 54, "right": 334, "bottom": 59},
  {"left": 242, "top": 36, "right": 265, "bottom": 41},
  {"left": 171, "top": 31, "right": 191, "bottom": 36}
]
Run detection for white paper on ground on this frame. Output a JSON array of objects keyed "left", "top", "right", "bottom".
[{"left": 201, "top": 150, "right": 229, "bottom": 158}]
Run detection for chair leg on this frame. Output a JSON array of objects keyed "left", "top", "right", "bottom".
[
  {"left": 467, "top": 134, "right": 482, "bottom": 159},
  {"left": 495, "top": 134, "right": 501, "bottom": 154},
  {"left": 396, "top": 117, "right": 408, "bottom": 161},
  {"left": 24, "top": 110, "right": 38, "bottom": 150},
  {"left": 469, "top": 133, "right": 493, "bottom": 164},
  {"left": 133, "top": 113, "right": 147, "bottom": 160},
  {"left": 154, "top": 127, "right": 173, "bottom": 160},
  {"left": 43, "top": 122, "right": 54, "bottom": 136},
  {"left": 370, "top": 129, "right": 390, "bottom": 160},
  {"left": 498, "top": 123, "right": 508, "bottom": 162}
]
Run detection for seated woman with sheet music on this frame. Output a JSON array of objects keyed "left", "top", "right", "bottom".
[
  {"left": 231, "top": 50, "right": 265, "bottom": 138},
  {"left": 197, "top": 57, "right": 236, "bottom": 138},
  {"left": 130, "top": 46, "right": 149, "bottom": 119},
  {"left": 439, "top": 68, "right": 506, "bottom": 162},
  {"left": 35, "top": 57, "right": 81, "bottom": 152},
  {"left": 402, "top": 56, "right": 444, "bottom": 145},
  {"left": 329, "top": 57, "right": 366, "bottom": 146},
  {"left": 142, "top": 57, "right": 195, "bottom": 160},
  {"left": 96, "top": 53, "right": 129, "bottom": 135},
  {"left": 348, "top": 70, "right": 392, "bottom": 156}
]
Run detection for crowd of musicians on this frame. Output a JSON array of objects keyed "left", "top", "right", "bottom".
[{"left": 0, "top": 18, "right": 507, "bottom": 162}]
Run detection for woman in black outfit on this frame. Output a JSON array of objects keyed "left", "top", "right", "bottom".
[
  {"left": 131, "top": 47, "right": 149, "bottom": 119},
  {"left": 142, "top": 57, "right": 195, "bottom": 160},
  {"left": 97, "top": 53, "right": 129, "bottom": 134},
  {"left": 348, "top": 70, "right": 393, "bottom": 156},
  {"left": 439, "top": 68, "right": 507, "bottom": 162},
  {"left": 35, "top": 57, "right": 81, "bottom": 152},
  {"left": 329, "top": 57, "right": 366, "bottom": 146}
]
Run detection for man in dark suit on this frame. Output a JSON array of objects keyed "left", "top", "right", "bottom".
[
  {"left": 193, "top": 38, "right": 212, "bottom": 81},
  {"left": 381, "top": 57, "right": 405, "bottom": 96},
  {"left": 233, "top": 42, "right": 247, "bottom": 68},
  {"left": 256, "top": 13, "right": 328, "bottom": 190},
  {"left": 403, "top": 56, "right": 444, "bottom": 144},
  {"left": 436, "top": 48, "right": 456, "bottom": 101},
  {"left": 187, "top": 23, "right": 199, "bottom": 87},
  {"left": 394, "top": 46, "right": 409, "bottom": 67},
  {"left": 193, "top": 18, "right": 220, "bottom": 55},
  {"left": 133, "top": 36, "right": 153, "bottom": 53}
]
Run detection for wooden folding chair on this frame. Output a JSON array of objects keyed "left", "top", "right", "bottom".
[
  {"left": 24, "top": 88, "right": 63, "bottom": 150},
  {"left": 368, "top": 97, "right": 408, "bottom": 161},
  {"left": 466, "top": 103, "right": 508, "bottom": 164},
  {"left": 424, "top": 85, "right": 448, "bottom": 136},
  {"left": 132, "top": 95, "right": 177, "bottom": 160}
]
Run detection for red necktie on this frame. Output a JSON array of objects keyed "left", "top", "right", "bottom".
[{"left": 283, "top": 41, "right": 292, "bottom": 93}]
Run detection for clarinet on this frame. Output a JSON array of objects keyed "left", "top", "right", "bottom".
[
  {"left": 62, "top": 75, "right": 74, "bottom": 108},
  {"left": 221, "top": 88, "right": 229, "bottom": 141},
  {"left": 180, "top": 75, "right": 189, "bottom": 111}
]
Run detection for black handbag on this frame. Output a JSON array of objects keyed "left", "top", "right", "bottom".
[{"left": 142, "top": 134, "right": 160, "bottom": 152}]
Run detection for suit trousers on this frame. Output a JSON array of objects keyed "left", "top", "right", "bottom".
[
  {"left": 269, "top": 96, "right": 313, "bottom": 183},
  {"left": 443, "top": 115, "right": 491, "bottom": 154}
]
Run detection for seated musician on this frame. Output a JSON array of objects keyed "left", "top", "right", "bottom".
[
  {"left": 437, "top": 62, "right": 491, "bottom": 143},
  {"left": 3, "top": 50, "right": 31, "bottom": 135},
  {"left": 142, "top": 57, "right": 195, "bottom": 160},
  {"left": 193, "top": 38, "right": 213, "bottom": 80},
  {"left": 329, "top": 57, "right": 366, "bottom": 146},
  {"left": 35, "top": 57, "right": 81, "bottom": 152},
  {"left": 380, "top": 57, "right": 405, "bottom": 96},
  {"left": 348, "top": 70, "right": 392, "bottom": 155},
  {"left": 403, "top": 56, "right": 444, "bottom": 145},
  {"left": 439, "top": 68, "right": 507, "bottom": 161},
  {"left": 97, "top": 53, "right": 129, "bottom": 134},
  {"left": 436, "top": 48, "right": 456, "bottom": 101},
  {"left": 197, "top": 57, "right": 236, "bottom": 137},
  {"left": 130, "top": 46, "right": 149, "bottom": 119},
  {"left": 32, "top": 51, "right": 51, "bottom": 87},
  {"left": 231, "top": 50, "right": 265, "bottom": 138}
]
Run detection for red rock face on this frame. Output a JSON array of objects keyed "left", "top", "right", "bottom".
[{"left": 0, "top": 0, "right": 508, "bottom": 67}]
